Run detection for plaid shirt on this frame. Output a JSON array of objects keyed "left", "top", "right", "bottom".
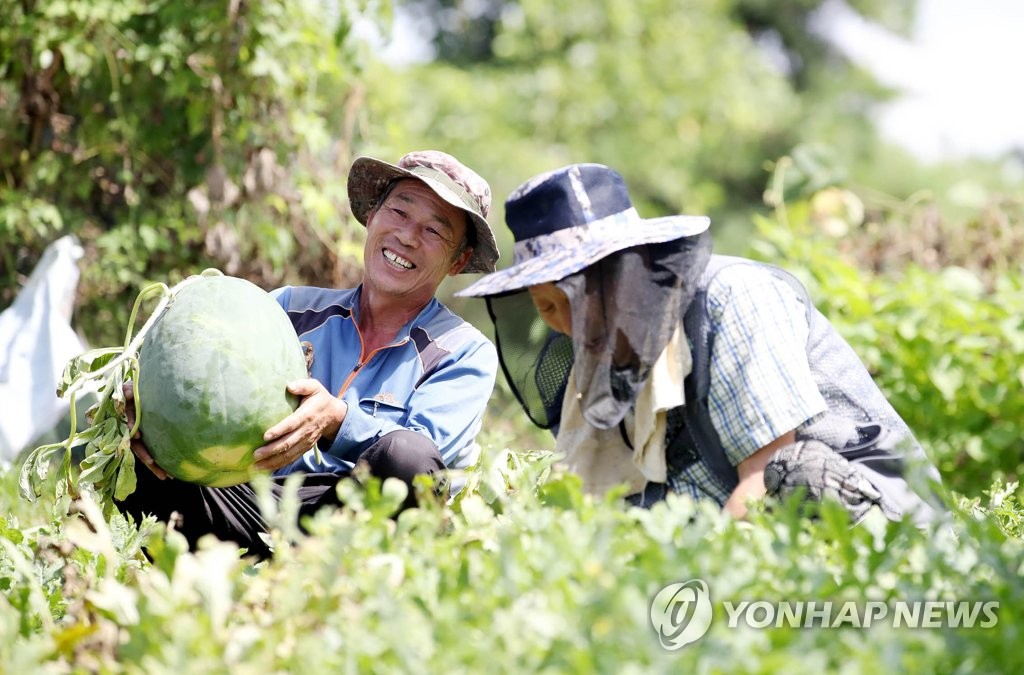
[{"left": 667, "top": 263, "right": 827, "bottom": 504}]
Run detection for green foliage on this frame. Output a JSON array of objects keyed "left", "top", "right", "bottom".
[
  {"left": 753, "top": 157, "right": 1024, "bottom": 495},
  {"left": 374, "top": 0, "right": 802, "bottom": 225},
  {"left": 0, "top": 0, "right": 381, "bottom": 345},
  {"left": 1, "top": 448, "right": 1023, "bottom": 672},
  {"left": 379, "top": 0, "right": 917, "bottom": 255}
]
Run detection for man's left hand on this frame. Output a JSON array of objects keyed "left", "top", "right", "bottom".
[{"left": 253, "top": 379, "right": 347, "bottom": 472}]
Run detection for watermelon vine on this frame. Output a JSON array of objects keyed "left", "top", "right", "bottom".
[{"left": 19, "top": 269, "right": 226, "bottom": 514}]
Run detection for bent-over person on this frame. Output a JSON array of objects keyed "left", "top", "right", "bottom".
[{"left": 458, "top": 163, "right": 942, "bottom": 525}]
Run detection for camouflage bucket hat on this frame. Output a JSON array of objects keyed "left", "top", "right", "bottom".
[
  {"left": 347, "top": 150, "right": 499, "bottom": 274},
  {"left": 456, "top": 163, "right": 710, "bottom": 297}
]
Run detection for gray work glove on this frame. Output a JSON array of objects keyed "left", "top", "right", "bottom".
[{"left": 763, "top": 440, "right": 895, "bottom": 523}]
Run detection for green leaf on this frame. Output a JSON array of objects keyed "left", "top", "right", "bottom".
[
  {"left": 18, "top": 442, "right": 64, "bottom": 500},
  {"left": 78, "top": 451, "right": 115, "bottom": 486},
  {"left": 113, "top": 450, "right": 137, "bottom": 502},
  {"left": 57, "top": 348, "right": 123, "bottom": 397},
  {"left": 537, "top": 472, "right": 585, "bottom": 511}
]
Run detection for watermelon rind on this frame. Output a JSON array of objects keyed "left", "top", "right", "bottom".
[{"left": 137, "top": 275, "right": 307, "bottom": 487}]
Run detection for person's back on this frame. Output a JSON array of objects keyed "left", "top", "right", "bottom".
[{"left": 677, "top": 255, "right": 942, "bottom": 525}]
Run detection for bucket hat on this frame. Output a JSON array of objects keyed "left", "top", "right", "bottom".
[
  {"left": 456, "top": 163, "right": 709, "bottom": 297},
  {"left": 348, "top": 150, "right": 499, "bottom": 274}
]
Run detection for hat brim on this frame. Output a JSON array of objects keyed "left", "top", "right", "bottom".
[
  {"left": 347, "top": 156, "right": 499, "bottom": 274},
  {"left": 455, "top": 214, "right": 710, "bottom": 297}
]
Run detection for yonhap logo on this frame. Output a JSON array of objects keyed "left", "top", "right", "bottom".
[
  {"left": 649, "top": 579, "right": 713, "bottom": 650},
  {"left": 648, "top": 577, "right": 999, "bottom": 651}
]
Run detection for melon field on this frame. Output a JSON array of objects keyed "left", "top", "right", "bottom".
[{"left": 1, "top": 445, "right": 1023, "bottom": 673}]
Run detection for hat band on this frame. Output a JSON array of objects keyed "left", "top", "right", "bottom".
[
  {"left": 408, "top": 165, "right": 482, "bottom": 217},
  {"left": 512, "top": 207, "right": 640, "bottom": 265}
]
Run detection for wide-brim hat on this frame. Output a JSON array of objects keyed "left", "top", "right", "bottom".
[
  {"left": 347, "top": 150, "right": 500, "bottom": 274},
  {"left": 456, "top": 163, "right": 709, "bottom": 297}
]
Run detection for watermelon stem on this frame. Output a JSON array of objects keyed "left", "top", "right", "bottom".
[
  {"left": 124, "top": 281, "right": 170, "bottom": 350},
  {"left": 83, "top": 275, "right": 206, "bottom": 389},
  {"left": 126, "top": 355, "right": 143, "bottom": 439},
  {"left": 19, "top": 271, "right": 226, "bottom": 511}
]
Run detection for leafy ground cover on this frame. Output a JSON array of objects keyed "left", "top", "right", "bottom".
[{"left": 1, "top": 444, "right": 1022, "bottom": 673}]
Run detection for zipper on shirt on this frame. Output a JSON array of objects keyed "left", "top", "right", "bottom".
[{"left": 337, "top": 338, "right": 409, "bottom": 397}]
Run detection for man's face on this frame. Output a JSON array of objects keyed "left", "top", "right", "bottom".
[{"left": 363, "top": 179, "right": 473, "bottom": 306}]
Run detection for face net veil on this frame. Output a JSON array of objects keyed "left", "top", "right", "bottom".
[
  {"left": 486, "top": 230, "right": 711, "bottom": 432},
  {"left": 485, "top": 292, "right": 573, "bottom": 430}
]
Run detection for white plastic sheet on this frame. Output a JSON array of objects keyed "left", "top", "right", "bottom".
[{"left": 0, "top": 235, "right": 86, "bottom": 464}]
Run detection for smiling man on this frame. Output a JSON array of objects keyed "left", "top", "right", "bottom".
[
  {"left": 262, "top": 151, "right": 500, "bottom": 479},
  {"left": 120, "top": 151, "right": 500, "bottom": 558}
]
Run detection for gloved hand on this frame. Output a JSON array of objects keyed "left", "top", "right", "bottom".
[{"left": 763, "top": 439, "right": 898, "bottom": 522}]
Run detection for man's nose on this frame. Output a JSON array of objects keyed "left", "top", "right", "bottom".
[{"left": 394, "top": 221, "right": 420, "bottom": 247}]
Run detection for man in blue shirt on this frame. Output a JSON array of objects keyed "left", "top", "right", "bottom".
[{"left": 120, "top": 150, "right": 500, "bottom": 557}]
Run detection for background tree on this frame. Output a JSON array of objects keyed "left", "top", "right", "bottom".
[
  {"left": 369, "top": 0, "right": 919, "bottom": 257},
  {"left": 0, "top": 0, "right": 383, "bottom": 345}
]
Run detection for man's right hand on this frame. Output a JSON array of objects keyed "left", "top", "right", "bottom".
[
  {"left": 122, "top": 382, "right": 169, "bottom": 480},
  {"left": 252, "top": 378, "right": 347, "bottom": 473}
]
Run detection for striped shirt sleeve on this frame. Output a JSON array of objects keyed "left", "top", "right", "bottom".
[{"left": 705, "top": 264, "right": 827, "bottom": 466}]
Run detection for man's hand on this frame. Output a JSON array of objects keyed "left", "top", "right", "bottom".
[
  {"left": 253, "top": 379, "right": 348, "bottom": 473},
  {"left": 122, "top": 382, "right": 169, "bottom": 480},
  {"left": 762, "top": 439, "right": 887, "bottom": 522}
]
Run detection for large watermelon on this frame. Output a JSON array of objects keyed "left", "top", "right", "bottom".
[{"left": 137, "top": 275, "right": 307, "bottom": 487}]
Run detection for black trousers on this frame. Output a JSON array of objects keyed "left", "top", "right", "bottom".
[{"left": 116, "top": 430, "right": 444, "bottom": 560}]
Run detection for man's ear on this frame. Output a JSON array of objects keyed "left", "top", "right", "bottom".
[{"left": 448, "top": 246, "right": 473, "bottom": 276}]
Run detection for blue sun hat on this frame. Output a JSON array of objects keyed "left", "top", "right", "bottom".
[{"left": 456, "top": 163, "right": 710, "bottom": 297}]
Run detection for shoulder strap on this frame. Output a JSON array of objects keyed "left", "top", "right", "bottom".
[
  {"left": 679, "top": 275, "right": 739, "bottom": 493},
  {"left": 673, "top": 256, "right": 815, "bottom": 494}
]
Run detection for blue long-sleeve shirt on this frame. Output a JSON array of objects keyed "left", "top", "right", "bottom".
[{"left": 270, "top": 285, "right": 497, "bottom": 475}]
